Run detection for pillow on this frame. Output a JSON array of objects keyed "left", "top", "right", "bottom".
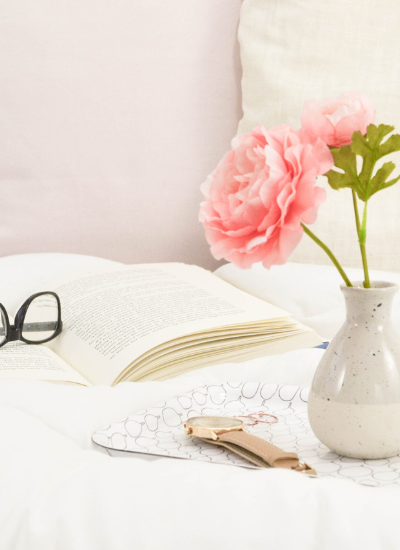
[
  {"left": 238, "top": 0, "right": 400, "bottom": 272},
  {"left": 0, "top": 0, "right": 242, "bottom": 269},
  {"left": 215, "top": 262, "right": 400, "bottom": 341}
]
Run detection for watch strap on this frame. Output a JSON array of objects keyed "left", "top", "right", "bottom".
[{"left": 202, "top": 430, "right": 303, "bottom": 471}]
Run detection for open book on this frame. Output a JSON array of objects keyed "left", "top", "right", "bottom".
[{"left": 0, "top": 263, "right": 322, "bottom": 386}]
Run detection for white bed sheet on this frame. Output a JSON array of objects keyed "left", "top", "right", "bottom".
[{"left": 1, "top": 254, "right": 400, "bottom": 550}]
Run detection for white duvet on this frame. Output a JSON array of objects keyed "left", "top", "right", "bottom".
[{"left": 1, "top": 254, "right": 400, "bottom": 550}]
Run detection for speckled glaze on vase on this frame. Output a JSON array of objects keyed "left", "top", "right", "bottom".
[{"left": 308, "top": 281, "right": 400, "bottom": 459}]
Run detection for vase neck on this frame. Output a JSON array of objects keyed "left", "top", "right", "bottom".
[{"left": 341, "top": 282, "right": 397, "bottom": 324}]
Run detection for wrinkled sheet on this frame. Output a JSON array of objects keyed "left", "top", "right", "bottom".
[{"left": 1, "top": 255, "right": 400, "bottom": 550}]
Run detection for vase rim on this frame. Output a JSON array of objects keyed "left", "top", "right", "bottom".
[{"left": 340, "top": 280, "right": 399, "bottom": 292}]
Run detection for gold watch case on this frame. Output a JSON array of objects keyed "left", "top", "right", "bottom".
[{"left": 183, "top": 416, "right": 245, "bottom": 441}]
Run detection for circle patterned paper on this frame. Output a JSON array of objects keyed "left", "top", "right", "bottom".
[{"left": 92, "top": 383, "right": 400, "bottom": 487}]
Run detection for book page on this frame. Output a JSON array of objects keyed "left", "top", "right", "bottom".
[
  {"left": 47, "top": 263, "right": 299, "bottom": 385},
  {"left": 0, "top": 342, "right": 90, "bottom": 385}
]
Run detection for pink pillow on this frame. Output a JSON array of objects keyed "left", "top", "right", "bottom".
[{"left": 0, "top": 0, "right": 242, "bottom": 268}]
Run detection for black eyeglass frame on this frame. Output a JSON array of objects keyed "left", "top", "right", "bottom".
[{"left": 0, "top": 291, "right": 63, "bottom": 348}]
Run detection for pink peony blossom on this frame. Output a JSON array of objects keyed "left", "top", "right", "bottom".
[
  {"left": 301, "top": 92, "right": 375, "bottom": 148},
  {"left": 199, "top": 125, "right": 333, "bottom": 269}
]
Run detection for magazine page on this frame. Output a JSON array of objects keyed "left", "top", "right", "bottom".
[{"left": 46, "top": 263, "right": 302, "bottom": 385}]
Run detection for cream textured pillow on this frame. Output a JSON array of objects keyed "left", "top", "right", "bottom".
[{"left": 238, "top": 0, "right": 400, "bottom": 272}]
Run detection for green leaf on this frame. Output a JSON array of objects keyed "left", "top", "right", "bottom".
[
  {"left": 366, "top": 124, "right": 394, "bottom": 149},
  {"left": 326, "top": 123, "right": 400, "bottom": 202},
  {"left": 381, "top": 174, "right": 400, "bottom": 190},
  {"left": 331, "top": 145, "right": 357, "bottom": 174},
  {"left": 351, "top": 125, "right": 395, "bottom": 187},
  {"left": 326, "top": 145, "right": 364, "bottom": 197},
  {"left": 351, "top": 131, "right": 371, "bottom": 157},
  {"left": 325, "top": 168, "right": 350, "bottom": 192},
  {"left": 369, "top": 162, "right": 396, "bottom": 197},
  {"left": 377, "top": 134, "right": 400, "bottom": 159},
  {"left": 351, "top": 131, "right": 373, "bottom": 187}
]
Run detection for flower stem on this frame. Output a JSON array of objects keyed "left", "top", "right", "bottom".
[
  {"left": 352, "top": 190, "right": 361, "bottom": 235},
  {"left": 359, "top": 201, "right": 371, "bottom": 288},
  {"left": 352, "top": 189, "right": 370, "bottom": 288},
  {"left": 301, "top": 223, "right": 353, "bottom": 287}
]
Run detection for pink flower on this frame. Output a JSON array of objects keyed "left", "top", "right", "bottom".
[
  {"left": 301, "top": 92, "right": 375, "bottom": 148},
  {"left": 199, "top": 125, "right": 333, "bottom": 269}
]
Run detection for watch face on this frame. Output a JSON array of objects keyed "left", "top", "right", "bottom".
[{"left": 188, "top": 416, "right": 242, "bottom": 430}]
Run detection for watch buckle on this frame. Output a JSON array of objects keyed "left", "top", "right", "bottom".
[{"left": 298, "top": 463, "right": 317, "bottom": 476}]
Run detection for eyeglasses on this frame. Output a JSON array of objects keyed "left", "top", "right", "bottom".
[{"left": 0, "top": 291, "right": 62, "bottom": 347}]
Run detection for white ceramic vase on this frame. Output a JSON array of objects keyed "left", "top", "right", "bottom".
[{"left": 308, "top": 281, "right": 400, "bottom": 459}]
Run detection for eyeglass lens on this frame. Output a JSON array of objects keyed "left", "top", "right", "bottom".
[
  {"left": 22, "top": 294, "right": 59, "bottom": 343},
  {"left": 0, "top": 309, "right": 7, "bottom": 345}
]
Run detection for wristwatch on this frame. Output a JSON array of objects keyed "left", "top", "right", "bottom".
[{"left": 183, "top": 416, "right": 316, "bottom": 475}]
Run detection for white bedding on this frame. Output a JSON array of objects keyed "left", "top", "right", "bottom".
[{"left": 1, "top": 254, "right": 400, "bottom": 550}]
